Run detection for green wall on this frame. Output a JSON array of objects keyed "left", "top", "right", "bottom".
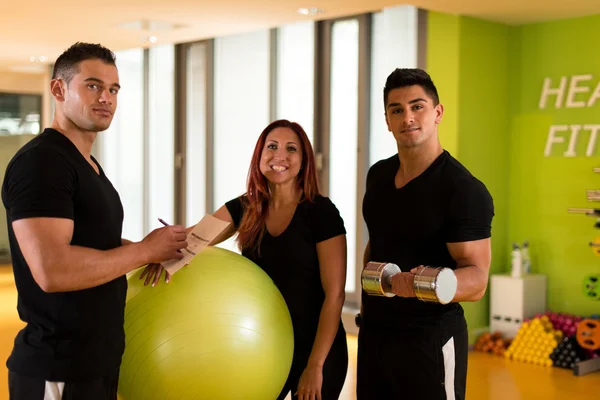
[
  {"left": 509, "top": 15, "right": 600, "bottom": 316},
  {"left": 426, "top": 12, "right": 460, "bottom": 157},
  {"left": 427, "top": 13, "right": 511, "bottom": 341},
  {"left": 427, "top": 11, "right": 600, "bottom": 340}
]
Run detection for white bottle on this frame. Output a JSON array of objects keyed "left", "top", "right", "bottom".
[
  {"left": 511, "top": 243, "right": 522, "bottom": 278},
  {"left": 522, "top": 241, "right": 531, "bottom": 274}
]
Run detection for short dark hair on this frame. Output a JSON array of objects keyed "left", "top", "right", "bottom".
[
  {"left": 52, "top": 42, "right": 116, "bottom": 84},
  {"left": 383, "top": 68, "right": 440, "bottom": 107}
]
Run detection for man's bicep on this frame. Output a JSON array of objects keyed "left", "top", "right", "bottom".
[
  {"left": 447, "top": 238, "right": 492, "bottom": 270},
  {"left": 12, "top": 218, "right": 74, "bottom": 281}
]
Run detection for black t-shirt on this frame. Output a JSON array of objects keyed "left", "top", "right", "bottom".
[
  {"left": 226, "top": 195, "right": 346, "bottom": 345},
  {"left": 1, "top": 128, "right": 126, "bottom": 381},
  {"left": 362, "top": 150, "right": 494, "bottom": 328}
]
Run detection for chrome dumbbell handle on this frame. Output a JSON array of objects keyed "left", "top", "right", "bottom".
[{"left": 361, "top": 262, "right": 401, "bottom": 297}]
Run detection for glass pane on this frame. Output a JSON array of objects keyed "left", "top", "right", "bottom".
[
  {"left": 276, "top": 21, "right": 315, "bottom": 144},
  {"left": 148, "top": 44, "right": 175, "bottom": 230},
  {"left": 101, "top": 49, "right": 145, "bottom": 241},
  {"left": 0, "top": 93, "right": 41, "bottom": 136},
  {"left": 213, "top": 30, "right": 270, "bottom": 252},
  {"left": 186, "top": 43, "right": 208, "bottom": 227},
  {"left": 0, "top": 92, "right": 40, "bottom": 260},
  {"left": 329, "top": 19, "right": 359, "bottom": 292},
  {"left": 369, "top": 5, "right": 418, "bottom": 166}
]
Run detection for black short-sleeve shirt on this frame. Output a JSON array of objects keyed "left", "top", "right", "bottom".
[
  {"left": 362, "top": 151, "right": 494, "bottom": 328},
  {"left": 1, "top": 128, "right": 126, "bottom": 381},
  {"left": 226, "top": 194, "right": 346, "bottom": 344}
]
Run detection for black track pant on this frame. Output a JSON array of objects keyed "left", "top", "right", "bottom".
[
  {"left": 357, "top": 316, "right": 468, "bottom": 400},
  {"left": 9, "top": 369, "right": 119, "bottom": 400},
  {"left": 277, "top": 329, "right": 349, "bottom": 400}
]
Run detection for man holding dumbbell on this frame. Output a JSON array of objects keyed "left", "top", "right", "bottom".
[{"left": 357, "top": 68, "right": 494, "bottom": 400}]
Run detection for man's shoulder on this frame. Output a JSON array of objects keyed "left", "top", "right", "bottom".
[
  {"left": 372, "top": 153, "right": 398, "bottom": 169},
  {"left": 368, "top": 154, "right": 397, "bottom": 179},
  {"left": 9, "top": 129, "right": 73, "bottom": 164},
  {"left": 440, "top": 151, "right": 487, "bottom": 187},
  {"left": 439, "top": 152, "right": 493, "bottom": 206},
  {"left": 2, "top": 130, "right": 80, "bottom": 199}
]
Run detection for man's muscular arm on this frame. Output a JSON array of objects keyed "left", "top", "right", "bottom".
[{"left": 389, "top": 238, "right": 491, "bottom": 302}]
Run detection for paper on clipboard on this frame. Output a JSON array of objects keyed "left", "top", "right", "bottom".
[{"left": 161, "top": 214, "right": 231, "bottom": 275}]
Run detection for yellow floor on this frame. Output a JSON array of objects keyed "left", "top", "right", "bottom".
[{"left": 1, "top": 265, "right": 598, "bottom": 399}]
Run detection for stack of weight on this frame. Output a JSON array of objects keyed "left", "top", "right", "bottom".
[
  {"left": 473, "top": 331, "right": 512, "bottom": 357},
  {"left": 543, "top": 311, "right": 584, "bottom": 338},
  {"left": 504, "top": 316, "right": 561, "bottom": 367},
  {"left": 550, "top": 336, "right": 589, "bottom": 370}
]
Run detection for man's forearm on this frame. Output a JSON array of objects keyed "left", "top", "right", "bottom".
[
  {"left": 39, "top": 243, "right": 150, "bottom": 292},
  {"left": 452, "top": 265, "right": 488, "bottom": 302},
  {"left": 398, "top": 266, "right": 486, "bottom": 302},
  {"left": 366, "top": 261, "right": 485, "bottom": 309}
]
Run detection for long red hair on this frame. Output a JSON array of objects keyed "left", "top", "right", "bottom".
[{"left": 237, "top": 119, "right": 320, "bottom": 255}]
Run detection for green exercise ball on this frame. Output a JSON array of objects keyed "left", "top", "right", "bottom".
[{"left": 118, "top": 246, "right": 294, "bottom": 400}]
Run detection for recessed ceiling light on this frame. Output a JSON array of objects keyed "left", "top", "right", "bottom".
[
  {"left": 297, "top": 7, "right": 325, "bottom": 16},
  {"left": 29, "top": 56, "right": 47, "bottom": 63},
  {"left": 117, "top": 19, "right": 185, "bottom": 31}
]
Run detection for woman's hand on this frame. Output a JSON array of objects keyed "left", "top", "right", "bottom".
[
  {"left": 295, "top": 364, "right": 323, "bottom": 400},
  {"left": 139, "top": 263, "right": 170, "bottom": 287}
]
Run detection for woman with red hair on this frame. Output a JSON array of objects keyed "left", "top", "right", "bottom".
[{"left": 144, "top": 119, "right": 349, "bottom": 400}]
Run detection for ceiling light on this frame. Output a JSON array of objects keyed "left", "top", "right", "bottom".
[
  {"left": 28, "top": 56, "right": 47, "bottom": 63},
  {"left": 147, "top": 36, "right": 158, "bottom": 43},
  {"left": 117, "top": 19, "right": 185, "bottom": 31},
  {"left": 297, "top": 7, "right": 325, "bottom": 16}
]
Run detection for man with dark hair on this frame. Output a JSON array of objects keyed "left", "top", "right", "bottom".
[
  {"left": 2, "top": 42, "right": 188, "bottom": 399},
  {"left": 51, "top": 42, "right": 117, "bottom": 83},
  {"left": 357, "top": 68, "right": 494, "bottom": 399}
]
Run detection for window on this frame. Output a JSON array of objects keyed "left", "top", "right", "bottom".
[
  {"left": 185, "top": 42, "right": 209, "bottom": 227},
  {"left": 101, "top": 49, "right": 145, "bottom": 241},
  {"left": 0, "top": 93, "right": 41, "bottom": 136},
  {"left": 148, "top": 44, "right": 176, "bottom": 230},
  {"left": 99, "top": 45, "right": 176, "bottom": 240},
  {"left": 213, "top": 30, "right": 271, "bottom": 252},
  {"left": 369, "top": 5, "right": 419, "bottom": 166},
  {"left": 276, "top": 21, "right": 315, "bottom": 143},
  {"left": 329, "top": 19, "right": 360, "bottom": 293},
  {"left": 0, "top": 93, "right": 42, "bottom": 261}
]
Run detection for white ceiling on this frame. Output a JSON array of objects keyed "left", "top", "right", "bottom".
[{"left": 2, "top": 0, "right": 600, "bottom": 73}]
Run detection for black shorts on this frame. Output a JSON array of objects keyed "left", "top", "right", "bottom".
[
  {"left": 8, "top": 369, "right": 119, "bottom": 400},
  {"left": 357, "top": 316, "right": 469, "bottom": 400}
]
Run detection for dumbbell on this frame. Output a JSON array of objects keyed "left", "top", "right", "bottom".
[
  {"left": 361, "top": 262, "right": 458, "bottom": 304},
  {"left": 361, "top": 262, "right": 400, "bottom": 297}
]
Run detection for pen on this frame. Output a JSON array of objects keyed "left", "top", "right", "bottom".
[{"left": 158, "top": 218, "right": 170, "bottom": 226}]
